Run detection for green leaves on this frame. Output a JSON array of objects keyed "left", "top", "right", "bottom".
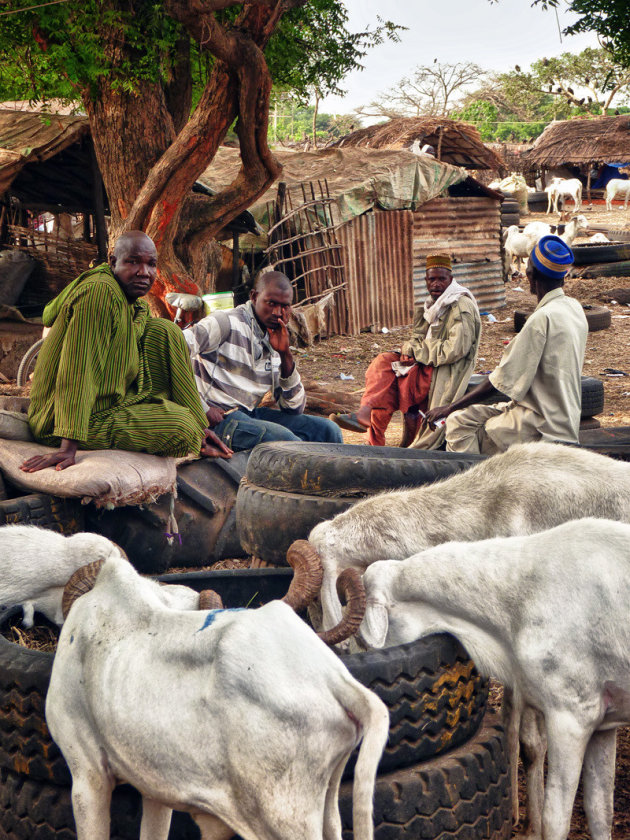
[{"left": 0, "top": 1, "right": 402, "bottom": 112}]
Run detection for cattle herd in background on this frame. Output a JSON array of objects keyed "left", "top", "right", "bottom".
[{"left": 495, "top": 171, "right": 630, "bottom": 278}]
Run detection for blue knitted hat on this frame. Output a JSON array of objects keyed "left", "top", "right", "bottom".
[{"left": 531, "top": 235, "right": 574, "bottom": 280}]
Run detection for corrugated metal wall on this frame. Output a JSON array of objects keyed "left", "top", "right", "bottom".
[
  {"left": 338, "top": 210, "right": 414, "bottom": 334},
  {"left": 412, "top": 196, "right": 505, "bottom": 311},
  {"left": 336, "top": 195, "right": 504, "bottom": 334}
]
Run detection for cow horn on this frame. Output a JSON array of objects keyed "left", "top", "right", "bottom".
[
  {"left": 199, "top": 589, "right": 224, "bottom": 611},
  {"left": 283, "top": 540, "right": 324, "bottom": 611},
  {"left": 62, "top": 559, "right": 105, "bottom": 620},
  {"left": 318, "top": 568, "right": 366, "bottom": 646}
]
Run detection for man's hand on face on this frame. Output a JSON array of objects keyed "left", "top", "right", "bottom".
[
  {"left": 205, "top": 405, "right": 225, "bottom": 428},
  {"left": 267, "top": 321, "right": 291, "bottom": 355}
]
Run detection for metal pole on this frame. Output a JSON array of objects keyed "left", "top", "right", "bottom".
[
  {"left": 89, "top": 140, "right": 108, "bottom": 262},
  {"left": 232, "top": 230, "right": 240, "bottom": 291}
]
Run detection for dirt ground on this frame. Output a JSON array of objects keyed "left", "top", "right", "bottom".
[{"left": 297, "top": 204, "right": 630, "bottom": 445}]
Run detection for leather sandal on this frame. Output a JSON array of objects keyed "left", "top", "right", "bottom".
[{"left": 329, "top": 412, "right": 369, "bottom": 433}]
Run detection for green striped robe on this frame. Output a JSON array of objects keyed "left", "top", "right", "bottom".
[{"left": 28, "top": 265, "right": 207, "bottom": 457}]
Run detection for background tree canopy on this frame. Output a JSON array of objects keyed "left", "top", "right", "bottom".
[{"left": 453, "top": 48, "right": 630, "bottom": 141}]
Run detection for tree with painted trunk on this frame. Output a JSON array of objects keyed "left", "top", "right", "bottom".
[{"left": 0, "top": 0, "right": 400, "bottom": 314}]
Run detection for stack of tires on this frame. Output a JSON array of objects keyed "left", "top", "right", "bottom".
[
  {"left": 337, "top": 640, "right": 511, "bottom": 840},
  {"left": 235, "top": 442, "right": 512, "bottom": 839},
  {"left": 236, "top": 443, "right": 485, "bottom": 565},
  {"left": 526, "top": 191, "right": 548, "bottom": 213},
  {"left": 570, "top": 241, "right": 630, "bottom": 279},
  {"left": 500, "top": 196, "right": 519, "bottom": 228}
]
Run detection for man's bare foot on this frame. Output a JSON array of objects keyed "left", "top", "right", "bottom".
[{"left": 355, "top": 405, "right": 372, "bottom": 427}]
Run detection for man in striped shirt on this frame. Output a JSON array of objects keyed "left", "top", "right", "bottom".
[
  {"left": 21, "top": 231, "right": 231, "bottom": 473},
  {"left": 183, "top": 272, "right": 343, "bottom": 451}
]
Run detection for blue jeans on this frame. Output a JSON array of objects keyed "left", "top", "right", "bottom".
[{"left": 213, "top": 406, "right": 343, "bottom": 451}]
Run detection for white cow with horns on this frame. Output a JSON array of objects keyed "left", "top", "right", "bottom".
[
  {"left": 289, "top": 442, "right": 630, "bottom": 838},
  {"left": 357, "top": 517, "right": 630, "bottom": 840},
  {"left": 45, "top": 548, "right": 387, "bottom": 840}
]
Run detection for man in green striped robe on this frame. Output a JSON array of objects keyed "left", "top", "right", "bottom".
[{"left": 21, "top": 231, "right": 231, "bottom": 473}]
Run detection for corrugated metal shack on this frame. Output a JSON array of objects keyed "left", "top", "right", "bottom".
[
  {"left": 201, "top": 147, "right": 505, "bottom": 335},
  {"left": 337, "top": 191, "right": 504, "bottom": 333}
]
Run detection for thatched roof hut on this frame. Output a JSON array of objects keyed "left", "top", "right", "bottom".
[
  {"left": 332, "top": 116, "right": 504, "bottom": 170},
  {"left": 524, "top": 115, "right": 630, "bottom": 167},
  {"left": 0, "top": 109, "right": 91, "bottom": 199}
]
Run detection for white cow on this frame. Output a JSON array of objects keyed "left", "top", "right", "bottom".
[
  {"left": 0, "top": 525, "right": 123, "bottom": 627},
  {"left": 546, "top": 178, "right": 583, "bottom": 214},
  {"left": 359, "top": 518, "right": 630, "bottom": 840},
  {"left": 305, "top": 442, "right": 630, "bottom": 634},
  {"left": 604, "top": 178, "right": 630, "bottom": 211},
  {"left": 45, "top": 553, "right": 389, "bottom": 840}
]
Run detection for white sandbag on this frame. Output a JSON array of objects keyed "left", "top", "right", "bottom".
[
  {"left": 0, "top": 411, "right": 34, "bottom": 441},
  {"left": 0, "top": 440, "right": 181, "bottom": 508}
]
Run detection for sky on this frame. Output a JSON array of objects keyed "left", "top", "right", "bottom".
[{"left": 319, "top": 0, "right": 600, "bottom": 116}]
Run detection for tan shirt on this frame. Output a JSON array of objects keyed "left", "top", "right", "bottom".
[
  {"left": 486, "top": 288, "right": 588, "bottom": 447},
  {"left": 404, "top": 296, "right": 482, "bottom": 449}
]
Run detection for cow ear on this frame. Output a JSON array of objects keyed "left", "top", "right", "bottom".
[{"left": 360, "top": 603, "right": 389, "bottom": 649}]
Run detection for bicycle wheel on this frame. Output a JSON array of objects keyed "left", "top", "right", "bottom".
[{"left": 16, "top": 338, "right": 44, "bottom": 387}]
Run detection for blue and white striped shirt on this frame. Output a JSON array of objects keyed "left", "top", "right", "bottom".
[{"left": 183, "top": 302, "right": 306, "bottom": 414}]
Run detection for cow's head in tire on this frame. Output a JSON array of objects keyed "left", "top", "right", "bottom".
[{"left": 284, "top": 540, "right": 366, "bottom": 647}]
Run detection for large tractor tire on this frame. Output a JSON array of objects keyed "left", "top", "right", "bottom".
[{"left": 339, "top": 711, "right": 512, "bottom": 840}]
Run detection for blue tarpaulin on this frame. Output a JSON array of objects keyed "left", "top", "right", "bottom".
[{"left": 592, "top": 163, "right": 630, "bottom": 189}]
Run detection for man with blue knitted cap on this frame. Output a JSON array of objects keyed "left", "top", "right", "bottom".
[{"left": 426, "top": 235, "right": 588, "bottom": 453}]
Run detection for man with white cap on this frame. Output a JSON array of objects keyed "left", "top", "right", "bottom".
[
  {"left": 331, "top": 253, "right": 481, "bottom": 448},
  {"left": 427, "top": 235, "right": 588, "bottom": 454}
]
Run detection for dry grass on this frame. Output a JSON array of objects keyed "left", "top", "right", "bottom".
[
  {"left": 2, "top": 622, "right": 58, "bottom": 652},
  {"left": 525, "top": 114, "right": 630, "bottom": 168},
  {"left": 332, "top": 116, "right": 504, "bottom": 169}
]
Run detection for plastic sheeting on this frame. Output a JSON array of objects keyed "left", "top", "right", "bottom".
[{"left": 199, "top": 147, "right": 467, "bottom": 233}]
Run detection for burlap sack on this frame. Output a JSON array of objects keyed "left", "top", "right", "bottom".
[
  {"left": 0, "top": 440, "right": 182, "bottom": 508},
  {"left": 0, "top": 411, "right": 34, "bottom": 441}
]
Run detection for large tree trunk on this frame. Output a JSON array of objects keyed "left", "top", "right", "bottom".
[
  {"left": 81, "top": 81, "right": 175, "bottom": 240},
  {"left": 76, "top": 1, "right": 303, "bottom": 316}
]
